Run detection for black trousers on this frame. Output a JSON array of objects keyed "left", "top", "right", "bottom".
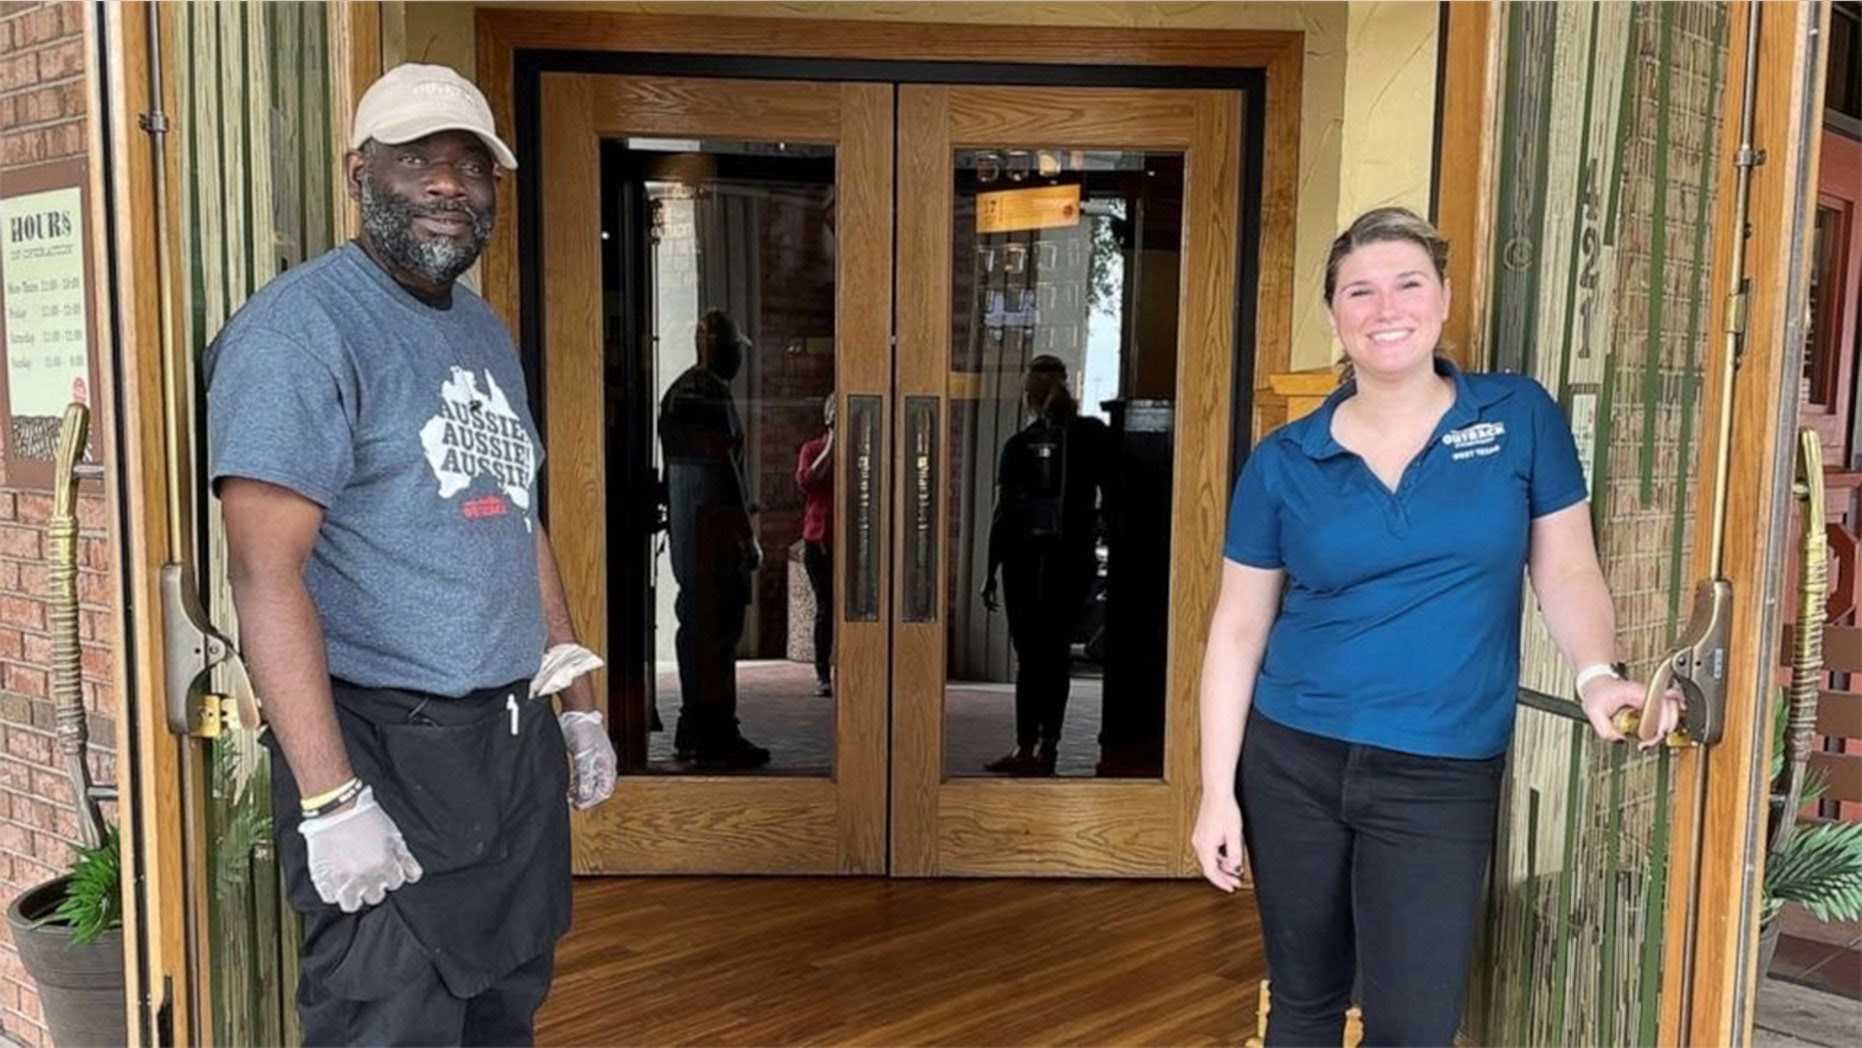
[
  {"left": 803, "top": 540, "right": 833, "bottom": 681},
  {"left": 1239, "top": 709, "right": 1503, "bottom": 1048},
  {"left": 668, "top": 505, "right": 749, "bottom": 749},
  {"left": 1001, "top": 545, "right": 1093, "bottom": 750},
  {"left": 299, "top": 944, "right": 553, "bottom": 1047},
  {"left": 271, "top": 680, "right": 571, "bottom": 1047}
]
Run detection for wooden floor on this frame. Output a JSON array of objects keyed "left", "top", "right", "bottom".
[{"left": 539, "top": 877, "right": 1266, "bottom": 1046}]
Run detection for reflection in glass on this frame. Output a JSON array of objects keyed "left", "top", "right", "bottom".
[
  {"left": 602, "top": 140, "right": 837, "bottom": 775},
  {"left": 944, "top": 148, "right": 1184, "bottom": 779}
]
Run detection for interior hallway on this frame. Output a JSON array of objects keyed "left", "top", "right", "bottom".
[{"left": 539, "top": 877, "right": 1264, "bottom": 1045}]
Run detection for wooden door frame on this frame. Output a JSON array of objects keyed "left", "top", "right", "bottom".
[
  {"left": 892, "top": 85, "right": 1241, "bottom": 877},
  {"left": 1436, "top": 1, "right": 1503, "bottom": 370},
  {"left": 481, "top": 12, "right": 1296, "bottom": 882},
  {"left": 474, "top": 11, "right": 1303, "bottom": 440},
  {"left": 538, "top": 73, "right": 893, "bottom": 874},
  {"left": 1651, "top": 4, "right": 1832, "bottom": 1043}
]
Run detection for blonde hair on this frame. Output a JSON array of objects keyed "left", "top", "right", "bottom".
[{"left": 1323, "top": 207, "right": 1452, "bottom": 383}]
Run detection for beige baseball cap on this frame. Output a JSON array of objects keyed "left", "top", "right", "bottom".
[{"left": 350, "top": 63, "right": 517, "bottom": 170}]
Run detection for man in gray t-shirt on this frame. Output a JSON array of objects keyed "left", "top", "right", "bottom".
[{"left": 206, "top": 64, "right": 615, "bottom": 1046}]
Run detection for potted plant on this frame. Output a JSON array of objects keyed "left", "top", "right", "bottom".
[
  {"left": 4, "top": 824, "right": 128, "bottom": 1048},
  {"left": 1759, "top": 692, "right": 1862, "bottom": 976}
]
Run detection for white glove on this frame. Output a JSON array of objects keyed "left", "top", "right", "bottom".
[
  {"left": 529, "top": 643, "right": 604, "bottom": 699},
  {"left": 560, "top": 710, "right": 618, "bottom": 810},
  {"left": 298, "top": 785, "right": 423, "bottom": 913}
]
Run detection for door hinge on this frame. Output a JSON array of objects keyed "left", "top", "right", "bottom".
[{"left": 160, "top": 563, "right": 261, "bottom": 738}]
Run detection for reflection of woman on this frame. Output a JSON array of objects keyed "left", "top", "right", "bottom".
[
  {"left": 981, "top": 355, "right": 1107, "bottom": 775},
  {"left": 1191, "top": 209, "right": 1681, "bottom": 1045},
  {"left": 795, "top": 396, "right": 835, "bottom": 697}
]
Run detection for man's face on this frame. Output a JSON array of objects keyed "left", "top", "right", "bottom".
[
  {"left": 347, "top": 130, "right": 499, "bottom": 287},
  {"left": 712, "top": 339, "right": 743, "bottom": 382}
]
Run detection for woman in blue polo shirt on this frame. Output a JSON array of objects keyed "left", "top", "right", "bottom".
[{"left": 1192, "top": 207, "right": 1681, "bottom": 1047}]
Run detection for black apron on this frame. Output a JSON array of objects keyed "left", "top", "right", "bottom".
[{"left": 267, "top": 679, "right": 572, "bottom": 1002}]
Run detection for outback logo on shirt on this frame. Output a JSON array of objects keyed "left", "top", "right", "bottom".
[
  {"left": 418, "top": 367, "right": 539, "bottom": 530},
  {"left": 1442, "top": 420, "right": 1506, "bottom": 461}
]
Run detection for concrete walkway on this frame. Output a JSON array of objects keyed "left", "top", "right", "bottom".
[{"left": 1754, "top": 976, "right": 1862, "bottom": 1047}]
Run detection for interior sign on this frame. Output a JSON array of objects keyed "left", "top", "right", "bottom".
[{"left": 976, "top": 184, "right": 1081, "bottom": 234}]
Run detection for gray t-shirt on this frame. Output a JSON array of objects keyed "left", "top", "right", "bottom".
[{"left": 206, "top": 242, "right": 546, "bottom": 697}]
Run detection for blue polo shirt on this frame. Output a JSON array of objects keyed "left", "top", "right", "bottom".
[{"left": 1224, "top": 360, "right": 1587, "bottom": 759}]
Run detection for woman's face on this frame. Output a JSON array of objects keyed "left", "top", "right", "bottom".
[
  {"left": 1023, "top": 371, "right": 1063, "bottom": 415},
  {"left": 1327, "top": 240, "right": 1450, "bottom": 383}
]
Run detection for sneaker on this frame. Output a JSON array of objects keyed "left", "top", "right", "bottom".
[{"left": 815, "top": 679, "right": 833, "bottom": 697}]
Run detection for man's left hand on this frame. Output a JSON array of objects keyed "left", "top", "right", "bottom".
[{"left": 559, "top": 710, "right": 618, "bottom": 809}]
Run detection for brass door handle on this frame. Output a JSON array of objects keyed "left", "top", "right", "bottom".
[
  {"left": 160, "top": 564, "right": 261, "bottom": 738},
  {"left": 1614, "top": 430, "right": 1827, "bottom": 749},
  {"left": 1613, "top": 579, "right": 1734, "bottom": 747}
]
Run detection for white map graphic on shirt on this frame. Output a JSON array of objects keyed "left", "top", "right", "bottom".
[{"left": 418, "top": 367, "right": 538, "bottom": 530}]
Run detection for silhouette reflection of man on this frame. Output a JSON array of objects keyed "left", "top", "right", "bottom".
[
  {"left": 658, "top": 311, "right": 771, "bottom": 769},
  {"left": 981, "top": 355, "right": 1107, "bottom": 775}
]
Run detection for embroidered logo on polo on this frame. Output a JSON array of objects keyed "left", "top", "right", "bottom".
[
  {"left": 1442, "top": 421, "right": 1506, "bottom": 461},
  {"left": 418, "top": 367, "right": 539, "bottom": 530}
]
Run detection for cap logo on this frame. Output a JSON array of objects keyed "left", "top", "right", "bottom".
[{"left": 410, "top": 80, "right": 475, "bottom": 106}]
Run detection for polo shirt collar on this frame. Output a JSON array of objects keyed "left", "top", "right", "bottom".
[{"left": 1295, "top": 357, "right": 1508, "bottom": 460}]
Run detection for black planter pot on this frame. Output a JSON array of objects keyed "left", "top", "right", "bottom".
[{"left": 5, "top": 876, "right": 126, "bottom": 1048}]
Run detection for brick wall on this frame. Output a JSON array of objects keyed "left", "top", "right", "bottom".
[{"left": 0, "top": 5, "right": 122, "bottom": 1047}]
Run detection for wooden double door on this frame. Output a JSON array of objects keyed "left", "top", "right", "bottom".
[{"left": 538, "top": 73, "right": 1244, "bottom": 877}]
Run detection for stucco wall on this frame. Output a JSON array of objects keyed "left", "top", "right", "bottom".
[{"left": 392, "top": 0, "right": 1440, "bottom": 371}]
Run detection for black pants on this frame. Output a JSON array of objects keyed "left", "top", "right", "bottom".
[
  {"left": 668, "top": 505, "right": 749, "bottom": 750},
  {"left": 299, "top": 946, "right": 554, "bottom": 1047},
  {"left": 1001, "top": 545, "right": 1093, "bottom": 750},
  {"left": 1239, "top": 709, "right": 1503, "bottom": 1047},
  {"left": 803, "top": 540, "right": 833, "bottom": 682},
  {"left": 271, "top": 680, "right": 571, "bottom": 1047}
]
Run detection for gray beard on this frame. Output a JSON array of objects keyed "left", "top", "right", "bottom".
[{"left": 358, "top": 177, "right": 493, "bottom": 287}]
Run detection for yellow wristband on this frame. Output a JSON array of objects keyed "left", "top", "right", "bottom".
[{"left": 299, "top": 777, "right": 360, "bottom": 812}]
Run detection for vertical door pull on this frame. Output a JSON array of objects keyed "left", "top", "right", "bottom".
[
  {"left": 902, "top": 397, "right": 939, "bottom": 623},
  {"left": 845, "top": 395, "right": 883, "bottom": 622}
]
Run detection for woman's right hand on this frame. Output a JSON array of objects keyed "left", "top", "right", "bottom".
[{"left": 1191, "top": 794, "right": 1246, "bottom": 893}]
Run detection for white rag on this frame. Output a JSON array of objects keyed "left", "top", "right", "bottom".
[{"left": 529, "top": 643, "right": 604, "bottom": 699}]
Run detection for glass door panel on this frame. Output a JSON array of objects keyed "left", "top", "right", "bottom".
[
  {"left": 942, "top": 148, "right": 1181, "bottom": 781},
  {"left": 892, "top": 86, "right": 1243, "bottom": 876},
  {"left": 599, "top": 139, "right": 839, "bottom": 777},
  {"left": 541, "top": 74, "right": 890, "bottom": 874}
]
